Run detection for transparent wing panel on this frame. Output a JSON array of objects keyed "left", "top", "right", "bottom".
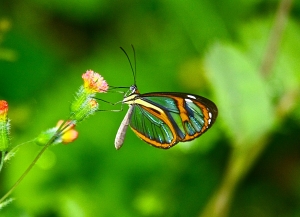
[
  {"left": 142, "top": 96, "right": 186, "bottom": 139},
  {"left": 130, "top": 105, "right": 174, "bottom": 144},
  {"left": 184, "top": 100, "right": 205, "bottom": 133}
]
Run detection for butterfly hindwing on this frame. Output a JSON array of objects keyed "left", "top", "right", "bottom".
[{"left": 127, "top": 92, "right": 218, "bottom": 149}]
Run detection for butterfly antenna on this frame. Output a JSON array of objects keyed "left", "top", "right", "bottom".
[
  {"left": 120, "top": 46, "right": 136, "bottom": 86},
  {"left": 131, "top": 44, "right": 137, "bottom": 85}
]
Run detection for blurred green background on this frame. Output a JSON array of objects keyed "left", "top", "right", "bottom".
[{"left": 1, "top": 0, "right": 300, "bottom": 216}]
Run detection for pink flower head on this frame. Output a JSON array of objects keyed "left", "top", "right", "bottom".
[
  {"left": 82, "top": 70, "right": 108, "bottom": 93},
  {"left": 0, "top": 100, "right": 8, "bottom": 120},
  {"left": 56, "top": 120, "right": 78, "bottom": 144}
]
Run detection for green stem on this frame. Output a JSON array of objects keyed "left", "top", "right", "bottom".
[
  {"left": 200, "top": 88, "right": 298, "bottom": 217},
  {"left": 200, "top": 135, "right": 269, "bottom": 217},
  {"left": 0, "top": 118, "right": 74, "bottom": 204},
  {"left": 200, "top": 0, "right": 294, "bottom": 216},
  {"left": 260, "top": 0, "right": 294, "bottom": 77},
  {"left": 0, "top": 136, "right": 56, "bottom": 204},
  {"left": 0, "top": 151, "right": 4, "bottom": 173}
]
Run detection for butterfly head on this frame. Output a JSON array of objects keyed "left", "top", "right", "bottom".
[
  {"left": 130, "top": 85, "right": 138, "bottom": 94},
  {"left": 124, "top": 84, "right": 138, "bottom": 99}
]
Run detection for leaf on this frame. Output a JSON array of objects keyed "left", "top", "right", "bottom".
[{"left": 204, "top": 43, "right": 275, "bottom": 147}]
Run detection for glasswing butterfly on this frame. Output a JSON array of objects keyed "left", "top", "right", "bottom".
[{"left": 114, "top": 46, "right": 218, "bottom": 150}]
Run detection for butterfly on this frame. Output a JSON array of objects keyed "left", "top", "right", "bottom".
[{"left": 114, "top": 46, "right": 218, "bottom": 150}]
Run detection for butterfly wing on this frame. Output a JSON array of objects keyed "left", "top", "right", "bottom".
[{"left": 128, "top": 92, "right": 218, "bottom": 149}]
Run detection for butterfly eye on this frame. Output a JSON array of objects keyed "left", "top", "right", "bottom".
[{"left": 130, "top": 85, "right": 136, "bottom": 92}]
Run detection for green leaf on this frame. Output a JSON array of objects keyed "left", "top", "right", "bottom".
[{"left": 204, "top": 43, "right": 275, "bottom": 147}]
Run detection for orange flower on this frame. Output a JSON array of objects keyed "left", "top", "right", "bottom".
[
  {"left": 0, "top": 100, "right": 8, "bottom": 120},
  {"left": 56, "top": 120, "right": 78, "bottom": 144},
  {"left": 35, "top": 120, "right": 79, "bottom": 146},
  {"left": 82, "top": 70, "right": 108, "bottom": 93},
  {"left": 0, "top": 100, "right": 10, "bottom": 151}
]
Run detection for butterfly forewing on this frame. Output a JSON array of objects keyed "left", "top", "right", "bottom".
[
  {"left": 130, "top": 104, "right": 176, "bottom": 148},
  {"left": 127, "top": 92, "right": 218, "bottom": 148}
]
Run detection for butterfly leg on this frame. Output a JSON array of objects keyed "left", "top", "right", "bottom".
[{"left": 94, "top": 97, "right": 125, "bottom": 112}]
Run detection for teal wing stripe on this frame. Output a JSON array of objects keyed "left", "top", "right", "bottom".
[
  {"left": 141, "top": 97, "right": 186, "bottom": 139},
  {"left": 130, "top": 105, "right": 174, "bottom": 144}
]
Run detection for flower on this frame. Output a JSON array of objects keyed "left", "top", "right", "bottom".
[
  {"left": 0, "top": 100, "right": 10, "bottom": 151},
  {"left": 82, "top": 70, "right": 108, "bottom": 93},
  {"left": 56, "top": 120, "right": 78, "bottom": 144},
  {"left": 70, "top": 70, "right": 107, "bottom": 122},
  {"left": 0, "top": 100, "right": 8, "bottom": 120},
  {"left": 35, "top": 120, "right": 78, "bottom": 146}
]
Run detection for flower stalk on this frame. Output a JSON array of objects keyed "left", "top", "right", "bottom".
[{"left": 0, "top": 70, "right": 108, "bottom": 207}]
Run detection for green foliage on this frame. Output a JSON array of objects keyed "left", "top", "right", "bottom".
[
  {"left": 0, "top": 0, "right": 300, "bottom": 217},
  {"left": 205, "top": 43, "right": 275, "bottom": 147}
]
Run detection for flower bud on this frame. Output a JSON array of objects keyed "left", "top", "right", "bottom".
[
  {"left": 57, "top": 120, "right": 78, "bottom": 144},
  {"left": 35, "top": 120, "right": 78, "bottom": 146},
  {"left": 0, "top": 100, "right": 10, "bottom": 151},
  {"left": 71, "top": 99, "right": 99, "bottom": 122},
  {"left": 70, "top": 70, "right": 108, "bottom": 122}
]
